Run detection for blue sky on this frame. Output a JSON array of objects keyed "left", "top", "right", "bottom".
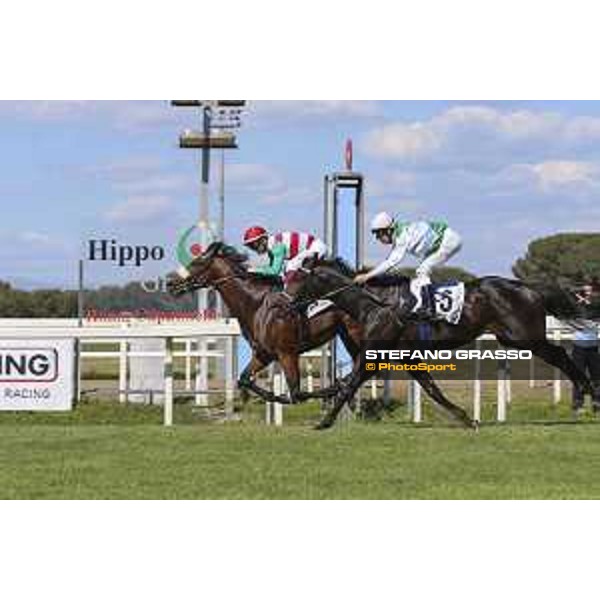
[{"left": 1, "top": 100, "right": 600, "bottom": 289}]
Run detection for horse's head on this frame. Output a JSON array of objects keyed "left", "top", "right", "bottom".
[
  {"left": 286, "top": 256, "right": 355, "bottom": 307},
  {"left": 167, "top": 241, "right": 249, "bottom": 297}
]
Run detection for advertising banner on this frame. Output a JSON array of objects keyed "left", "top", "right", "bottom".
[{"left": 0, "top": 339, "right": 75, "bottom": 411}]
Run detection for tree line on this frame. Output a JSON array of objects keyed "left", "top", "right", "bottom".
[{"left": 0, "top": 280, "right": 196, "bottom": 318}]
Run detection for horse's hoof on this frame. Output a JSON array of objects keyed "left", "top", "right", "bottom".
[
  {"left": 314, "top": 421, "right": 333, "bottom": 431},
  {"left": 471, "top": 420, "right": 480, "bottom": 432}
]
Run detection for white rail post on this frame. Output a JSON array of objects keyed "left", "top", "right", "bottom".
[
  {"left": 553, "top": 329, "right": 562, "bottom": 404},
  {"left": 506, "top": 360, "right": 512, "bottom": 405},
  {"left": 74, "top": 339, "right": 81, "bottom": 405},
  {"left": 185, "top": 339, "right": 192, "bottom": 391},
  {"left": 497, "top": 360, "right": 507, "bottom": 423},
  {"left": 529, "top": 357, "right": 535, "bottom": 389},
  {"left": 267, "top": 371, "right": 284, "bottom": 426},
  {"left": 306, "top": 358, "right": 314, "bottom": 394},
  {"left": 195, "top": 338, "right": 210, "bottom": 408},
  {"left": 473, "top": 378, "right": 482, "bottom": 423},
  {"left": 266, "top": 364, "right": 275, "bottom": 422},
  {"left": 119, "top": 339, "right": 128, "bottom": 404},
  {"left": 371, "top": 379, "right": 378, "bottom": 401},
  {"left": 411, "top": 379, "right": 422, "bottom": 423},
  {"left": 164, "top": 336, "right": 174, "bottom": 427},
  {"left": 274, "top": 374, "right": 284, "bottom": 426},
  {"left": 473, "top": 340, "right": 482, "bottom": 423},
  {"left": 224, "top": 335, "right": 236, "bottom": 419}
]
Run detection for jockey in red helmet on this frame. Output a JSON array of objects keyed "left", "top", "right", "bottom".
[{"left": 243, "top": 226, "right": 328, "bottom": 280}]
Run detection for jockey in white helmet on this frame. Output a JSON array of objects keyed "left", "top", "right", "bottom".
[{"left": 355, "top": 212, "right": 463, "bottom": 316}]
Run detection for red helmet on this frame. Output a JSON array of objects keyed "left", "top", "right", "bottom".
[{"left": 243, "top": 226, "right": 268, "bottom": 246}]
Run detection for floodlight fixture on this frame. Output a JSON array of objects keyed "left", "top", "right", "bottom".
[{"left": 179, "top": 130, "right": 238, "bottom": 149}]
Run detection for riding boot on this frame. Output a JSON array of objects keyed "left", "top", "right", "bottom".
[
  {"left": 413, "top": 286, "right": 434, "bottom": 320},
  {"left": 403, "top": 285, "right": 434, "bottom": 321}
]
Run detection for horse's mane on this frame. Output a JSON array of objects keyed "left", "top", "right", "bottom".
[
  {"left": 368, "top": 274, "right": 411, "bottom": 288},
  {"left": 248, "top": 272, "right": 283, "bottom": 288},
  {"left": 204, "top": 240, "right": 245, "bottom": 261},
  {"left": 317, "top": 257, "right": 410, "bottom": 288},
  {"left": 317, "top": 257, "right": 356, "bottom": 278}
]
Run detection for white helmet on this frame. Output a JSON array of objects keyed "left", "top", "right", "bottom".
[{"left": 371, "top": 211, "right": 394, "bottom": 232}]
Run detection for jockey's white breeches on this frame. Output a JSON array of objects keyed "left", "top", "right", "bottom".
[
  {"left": 415, "top": 229, "right": 463, "bottom": 283},
  {"left": 411, "top": 229, "right": 463, "bottom": 308}
]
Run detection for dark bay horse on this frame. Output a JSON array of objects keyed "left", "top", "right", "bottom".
[
  {"left": 167, "top": 242, "right": 363, "bottom": 405},
  {"left": 286, "top": 258, "right": 594, "bottom": 429}
]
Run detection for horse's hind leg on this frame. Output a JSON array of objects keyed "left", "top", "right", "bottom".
[
  {"left": 299, "top": 318, "right": 362, "bottom": 402},
  {"left": 277, "top": 352, "right": 306, "bottom": 405},
  {"left": 412, "top": 371, "right": 477, "bottom": 429},
  {"left": 489, "top": 299, "right": 593, "bottom": 396},
  {"left": 498, "top": 337, "right": 593, "bottom": 397},
  {"left": 535, "top": 342, "right": 593, "bottom": 396}
]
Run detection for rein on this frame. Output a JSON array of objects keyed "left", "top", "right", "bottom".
[
  {"left": 210, "top": 274, "right": 242, "bottom": 288},
  {"left": 320, "top": 282, "right": 361, "bottom": 301},
  {"left": 178, "top": 271, "right": 242, "bottom": 293},
  {"left": 188, "top": 270, "right": 280, "bottom": 294},
  {"left": 315, "top": 272, "right": 388, "bottom": 306},
  {"left": 294, "top": 279, "right": 387, "bottom": 308}
]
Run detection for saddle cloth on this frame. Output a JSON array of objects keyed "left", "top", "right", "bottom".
[
  {"left": 427, "top": 281, "right": 465, "bottom": 325},
  {"left": 306, "top": 299, "right": 334, "bottom": 319},
  {"left": 304, "top": 285, "right": 465, "bottom": 324}
]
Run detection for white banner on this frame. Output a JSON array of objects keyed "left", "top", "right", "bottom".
[{"left": 0, "top": 339, "right": 74, "bottom": 411}]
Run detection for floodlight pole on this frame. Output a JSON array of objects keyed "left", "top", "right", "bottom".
[
  {"left": 219, "top": 149, "right": 226, "bottom": 241},
  {"left": 198, "top": 105, "right": 212, "bottom": 316},
  {"left": 322, "top": 140, "right": 366, "bottom": 396},
  {"left": 195, "top": 106, "right": 213, "bottom": 407},
  {"left": 171, "top": 100, "right": 246, "bottom": 407},
  {"left": 200, "top": 104, "right": 211, "bottom": 221}
]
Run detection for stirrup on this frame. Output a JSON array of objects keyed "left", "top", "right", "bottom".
[{"left": 413, "top": 305, "right": 434, "bottom": 320}]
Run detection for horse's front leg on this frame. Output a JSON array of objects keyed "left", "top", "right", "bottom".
[
  {"left": 412, "top": 370, "right": 477, "bottom": 429},
  {"left": 309, "top": 346, "right": 363, "bottom": 402},
  {"left": 238, "top": 354, "right": 294, "bottom": 405},
  {"left": 315, "top": 368, "right": 371, "bottom": 430}
]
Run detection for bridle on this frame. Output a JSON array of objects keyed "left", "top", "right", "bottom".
[{"left": 183, "top": 270, "right": 242, "bottom": 292}]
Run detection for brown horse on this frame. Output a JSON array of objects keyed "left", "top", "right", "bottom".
[{"left": 167, "top": 242, "right": 363, "bottom": 404}]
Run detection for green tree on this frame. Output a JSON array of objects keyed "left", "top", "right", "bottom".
[
  {"left": 513, "top": 233, "right": 600, "bottom": 288},
  {"left": 0, "top": 278, "right": 195, "bottom": 318}
]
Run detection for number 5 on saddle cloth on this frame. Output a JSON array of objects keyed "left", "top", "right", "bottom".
[{"left": 422, "top": 281, "right": 465, "bottom": 325}]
